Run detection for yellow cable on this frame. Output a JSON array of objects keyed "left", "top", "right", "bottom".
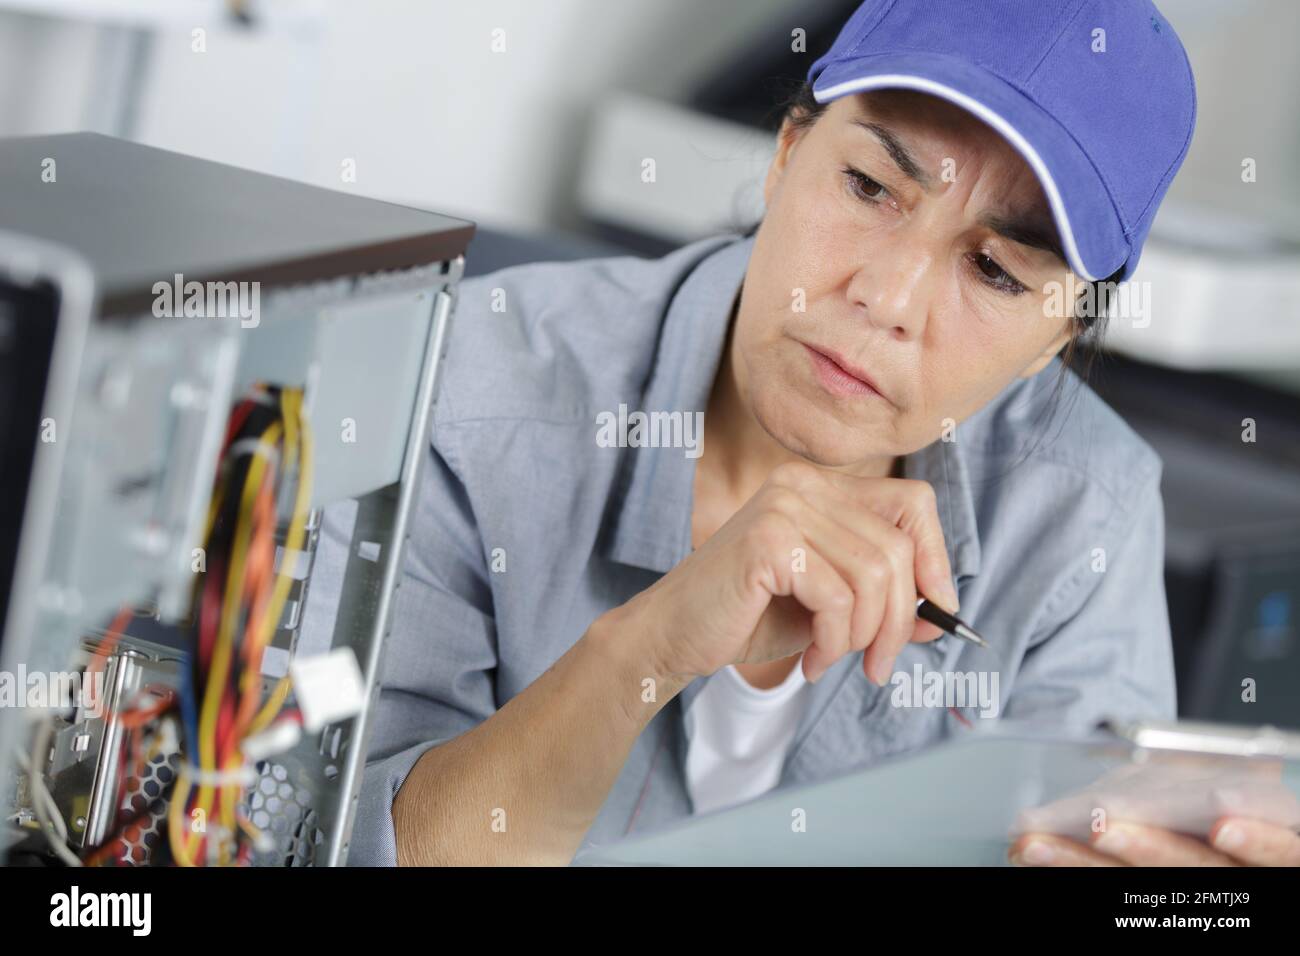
[
  {"left": 187, "top": 419, "right": 281, "bottom": 861},
  {"left": 168, "top": 769, "right": 195, "bottom": 867},
  {"left": 244, "top": 390, "right": 313, "bottom": 736},
  {"left": 247, "top": 677, "right": 292, "bottom": 737},
  {"left": 264, "top": 390, "right": 313, "bottom": 653},
  {"left": 223, "top": 391, "right": 312, "bottom": 849}
]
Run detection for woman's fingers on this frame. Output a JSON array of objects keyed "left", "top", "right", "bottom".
[
  {"left": 859, "top": 522, "right": 917, "bottom": 685},
  {"left": 1089, "top": 823, "right": 1238, "bottom": 866},
  {"left": 767, "top": 501, "right": 889, "bottom": 658},
  {"left": 752, "top": 461, "right": 960, "bottom": 683},
  {"left": 790, "top": 544, "right": 853, "bottom": 683},
  {"left": 1011, "top": 819, "right": 1300, "bottom": 867},
  {"left": 770, "top": 489, "right": 913, "bottom": 684},
  {"left": 1008, "top": 833, "right": 1124, "bottom": 866},
  {"left": 752, "top": 511, "right": 853, "bottom": 683},
  {"left": 811, "top": 470, "right": 960, "bottom": 612},
  {"left": 796, "top": 479, "right": 945, "bottom": 672},
  {"left": 893, "top": 479, "right": 961, "bottom": 613},
  {"left": 1209, "top": 817, "right": 1300, "bottom": 866}
]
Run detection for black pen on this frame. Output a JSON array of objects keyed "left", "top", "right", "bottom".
[{"left": 916, "top": 596, "right": 990, "bottom": 650}]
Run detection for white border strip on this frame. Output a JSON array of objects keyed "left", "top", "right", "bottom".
[{"left": 815, "top": 74, "right": 1100, "bottom": 281}]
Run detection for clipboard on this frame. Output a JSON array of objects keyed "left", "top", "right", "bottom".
[{"left": 573, "top": 719, "right": 1300, "bottom": 866}]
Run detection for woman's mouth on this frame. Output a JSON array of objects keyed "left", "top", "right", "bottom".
[{"left": 802, "top": 343, "right": 888, "bottom": 402}]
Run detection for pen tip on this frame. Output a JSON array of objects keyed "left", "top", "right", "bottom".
[{"left": 955, "top": 623, "right": 989, "bottom": 649}]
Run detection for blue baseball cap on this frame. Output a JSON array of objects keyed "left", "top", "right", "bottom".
[{"left": 807, "top": 0, "right": 1197, "bottom": 281}]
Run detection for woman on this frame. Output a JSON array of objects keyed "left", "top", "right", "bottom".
[{"left": 351, "top": 0, "right": 1300, "bottom": 867}]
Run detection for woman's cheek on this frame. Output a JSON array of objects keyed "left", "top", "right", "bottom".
[
  {"left": 948, "top": 293, "right": 1054, "bottom": 387},
  {"left": 916, "top": 333, "right": 1005, "bottom": 431}
]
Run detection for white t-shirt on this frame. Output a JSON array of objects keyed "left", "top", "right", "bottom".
[{"left": 683, "top": 657, "right": 812, "bottom": 815}]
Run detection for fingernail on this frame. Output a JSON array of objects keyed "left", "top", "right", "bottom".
[
  {"left": 871, "top": 657, "right": 895, "bottom": 686},
  {"left": 1214, "top": 823, "right": 1245, "bottom": 852},
  {"left": 1094, "top": 827, "right": 1129, "bottom": 853},
  {"left": 1019, "top": 841, "right": 1055, "bottom": 866}
]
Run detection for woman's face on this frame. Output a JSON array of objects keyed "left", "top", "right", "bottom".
[{"left": 734, "top": 89, "right": 1079, "bottom": 468}]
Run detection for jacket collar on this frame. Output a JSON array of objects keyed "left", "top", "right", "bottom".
[{"left": 600, "top": 234, "right": 751, "bottom": 575}]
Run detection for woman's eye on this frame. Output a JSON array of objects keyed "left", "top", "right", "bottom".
[
  {"left": 842, "top": 167, "right": 887, "bottom": 204},
  {"left": 971, "top": 253, "right": 1026, "bottom": 295}
]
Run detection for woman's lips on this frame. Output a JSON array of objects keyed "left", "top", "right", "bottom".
[{"left": 802, "top": 343, "right": 887, "bottom": 401}]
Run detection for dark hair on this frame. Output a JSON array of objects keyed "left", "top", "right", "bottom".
[{"left": 754, "top": 80, "right": 1123, "bottom": 391}]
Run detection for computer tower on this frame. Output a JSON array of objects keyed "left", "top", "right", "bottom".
[{"left": 0, "top": 132, "right": 473, "bottom": 865}]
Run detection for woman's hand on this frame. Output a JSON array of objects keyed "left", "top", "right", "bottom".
[
  {"left": 1009, "top": 818, "right": 1300, "bottom": 866},
  {"left": 609, "top": 460, "right": 960, "bottom": 686}
]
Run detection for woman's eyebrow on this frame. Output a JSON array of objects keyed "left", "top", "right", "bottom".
[
  {"left": 850, "top": 115, "right": 1066, "bottom": 269},
  {"left": 978, "top": 212, "right": 1067, "bottom": 268},
  {"left": 849, "top": 119, "right": 935, "bottom": 190}
]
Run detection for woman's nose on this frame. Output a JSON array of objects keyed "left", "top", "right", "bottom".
[{"left": 847, "top": 240, "right": 937, "bottom": 341}]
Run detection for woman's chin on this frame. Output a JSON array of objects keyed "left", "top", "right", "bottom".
[{"left": 754, "top": 409, "right": 881, "bottom": 469}]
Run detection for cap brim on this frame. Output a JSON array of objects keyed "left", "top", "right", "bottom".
[{"left": 812, "top": 52, "right": 1129, "bottom": 282}]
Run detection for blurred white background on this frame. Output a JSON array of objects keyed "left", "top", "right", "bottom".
[
  {"left": 1, "top": 0, "right": 1298, "bottom": 381},
  {"left": 1, "top": 1, "right": 1296, "bottom": 240},
  {"left": 0, "top": 0, "right": 794, "bottom": 231}
]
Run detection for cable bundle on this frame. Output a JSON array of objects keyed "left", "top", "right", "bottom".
[
  {"left": 165, "top": 383, "right": 314, "bottom": 866},
  {"left": 21, "top": 385, "right": 313, "bottom": 867}
]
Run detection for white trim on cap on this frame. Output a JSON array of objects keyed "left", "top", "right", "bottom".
[{"left": 815, "top": 74, "right": 1099, "bottom": 281}]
